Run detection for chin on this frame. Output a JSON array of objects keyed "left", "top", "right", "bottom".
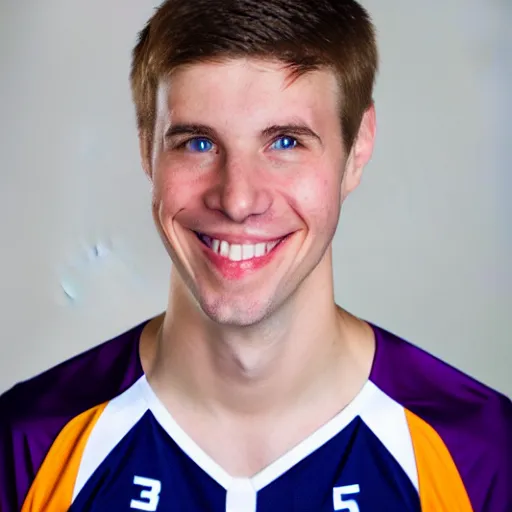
[{"left": 197, "top": 294, "right": 274, "bottom": 328}]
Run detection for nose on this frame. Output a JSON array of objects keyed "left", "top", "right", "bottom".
[{"left": 203, "top": 155, "right": 273, "bottom": 223}]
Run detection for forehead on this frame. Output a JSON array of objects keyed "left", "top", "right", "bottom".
[{"left": 156, "top": 59, "right": 341, "bottom": 129}]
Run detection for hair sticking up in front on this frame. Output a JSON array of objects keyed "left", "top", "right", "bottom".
[{"left": 130, "top": 0, "right": 378, "bottom": 155}]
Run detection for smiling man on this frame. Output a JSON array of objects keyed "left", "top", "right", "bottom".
[{"left": 1, "top": 1, "right": 511, "bottom": 511}]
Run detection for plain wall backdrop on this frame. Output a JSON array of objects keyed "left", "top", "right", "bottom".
[{"left": 0, "top": 1, "right": 510, "bottom": 395}]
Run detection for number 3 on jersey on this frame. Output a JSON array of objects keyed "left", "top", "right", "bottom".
[
  {"left": 333, "top": 484, "right": 361, "bottom": 512},
  {"left": 130, "top": 476, "right": 161, "bottom": 511}
]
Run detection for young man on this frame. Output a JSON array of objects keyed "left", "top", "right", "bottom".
[{"left": 1, "top": 0, "right": 511, "bottom": 510}]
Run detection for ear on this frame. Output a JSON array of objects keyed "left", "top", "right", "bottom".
[
  {"left": 139, "top": 131, "right": 153, "bottom": 180},
  {"left": 341, "top": 103, "right": 376, "bottom": 200}
]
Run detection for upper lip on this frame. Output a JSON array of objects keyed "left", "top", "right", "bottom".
[{"left": 193, "top": 230, "right": 290, "bottom": 245}]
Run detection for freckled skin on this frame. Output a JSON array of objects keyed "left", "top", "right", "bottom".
[{"left": 143, "top": 59, "right": 374, "bottom": 327}]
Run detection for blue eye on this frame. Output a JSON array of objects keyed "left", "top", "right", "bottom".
[
  {"left": 271, "top": 136, "right": 298, "bottom": 151},
  {"left": 186, "top": 137, "right": 213, "bottom": 152}
]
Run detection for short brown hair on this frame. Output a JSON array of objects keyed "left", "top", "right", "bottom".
[{"left": 130, "top": 0, "right": 378, "bottom": 155}]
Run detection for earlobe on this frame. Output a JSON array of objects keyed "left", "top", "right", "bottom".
[{"left": 340, "top": 152, "right": 360, "bottom": 199}]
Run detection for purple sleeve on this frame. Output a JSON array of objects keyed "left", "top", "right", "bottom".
[
  {"left": 0, "top": 321, "right": 146, "bottom": 511},
  {"left": 0, "top": 386, "right": 34, "bottom": 512},
  {"left": 480, "top": 394, "right": 512, "bottom": 512},
  {"left": 369, "top": 324, "right": 512, "bottom": 512}
]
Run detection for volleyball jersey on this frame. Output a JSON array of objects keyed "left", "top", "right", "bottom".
[{"left": 1, "top": 321, "right": 511, "bottom": 512}]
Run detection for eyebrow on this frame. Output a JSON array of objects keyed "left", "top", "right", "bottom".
[
  {"left": 165, "top": 124, "right": 216, "bottom": 140},
  {"left": 261, "top": 124, "right": 321, "bottom": 144},
  {"left": 164, "top": 122, "right": 322, "bottom": 145}
]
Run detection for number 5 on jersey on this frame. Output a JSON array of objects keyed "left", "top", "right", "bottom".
[{"left": 333, "top": 484, "right": 361, "bottom": 512}]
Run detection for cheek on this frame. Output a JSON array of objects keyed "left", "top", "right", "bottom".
[
  {"left": 285, "top": 170, "right": 342, "bottom": 230},
  {"left": 152, "top": 160, "right": 203, "bottom": 218}
]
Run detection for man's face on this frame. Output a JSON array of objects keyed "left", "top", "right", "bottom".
[{"left": 145, "top": 58, "right": 374, "bottom": 326}]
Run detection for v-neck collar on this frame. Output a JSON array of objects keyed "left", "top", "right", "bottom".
[{"left": 138, "top": 374, "right": 378, "bottom": 491}]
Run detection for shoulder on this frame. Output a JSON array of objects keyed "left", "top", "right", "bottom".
[
  {"left": 0, "top": 319, "right": 147, "bottom": 512},
  {"left": 1, "top": 319, "right": 146, "bottom": 423},
  {"left": 369, "top": 323, "right": 512, "bottom": 511},
  {"left": 369, "top": 323, "right": 512, "bottom": 429}
]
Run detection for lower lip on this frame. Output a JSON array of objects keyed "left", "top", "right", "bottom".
[{"left": 196, "top": 234, "right": 291, "bottom": 280}]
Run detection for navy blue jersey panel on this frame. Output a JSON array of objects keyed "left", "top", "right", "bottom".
[
  {"left": 70, "top": 411, "right": 226, "bottom": 511},
  {"left": 70, "top": 413, "right": 420, "bottom": 511},
  {"left": 258, "top": 418, "right": 420, "bottom": 512}
]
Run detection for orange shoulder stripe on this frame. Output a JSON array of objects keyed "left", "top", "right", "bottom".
[
  {"left": 405, "top": 409, "right": 473, "bottom": 512},
  {"left": 21, "top": 402, "right": 108, "bottom": 512}
]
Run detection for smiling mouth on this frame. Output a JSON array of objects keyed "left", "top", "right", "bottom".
[{"left": 194, "top": 232, "right": 286, "bottom": 262}]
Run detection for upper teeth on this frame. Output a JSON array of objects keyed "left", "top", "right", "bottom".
[{"left": 205, "top": 236, "right": 281, "bottom": 261}]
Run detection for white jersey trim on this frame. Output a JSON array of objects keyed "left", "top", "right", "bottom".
[
  {"left": 251, "top": 380, "right": 377, "bottom": 490},
  {"left": 359, "top": 382, "right": 419, "bottom": 491},
  {"left": 71, "top": 375, "right": 418, "bottom": 504},
  {"left": 72, "top": 377, "right": 149, "bottom": 501},
  {"left": 139, "top": 375, "right": 235, "bottom": 489},
  {"left": 139, "top": 375, "right": 376, "bottom": 491}
]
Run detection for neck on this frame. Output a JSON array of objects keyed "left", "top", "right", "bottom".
[{"left": 142, "top": 258, "right": 374, "bottom": 420}]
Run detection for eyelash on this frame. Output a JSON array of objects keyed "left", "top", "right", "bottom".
[
  {"left": 173, "top": 137, "right": 212, "bottom": 152},
  {"left": 172, "top": 135, "right": 303, "bottom": 152},
  {"left": 270, "top": 135, "right": 301, "bottom": 150}
]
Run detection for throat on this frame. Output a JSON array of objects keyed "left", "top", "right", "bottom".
[
  {"left": 145, "top": 300, "right": 375, "bottom": 424},
  {"left": 216, "top": 336, "right": 280, "bottom": 381}
]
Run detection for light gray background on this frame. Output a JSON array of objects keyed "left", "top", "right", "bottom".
[{"left": 0, "top": 1, "right": 510, "bottom": 395}]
